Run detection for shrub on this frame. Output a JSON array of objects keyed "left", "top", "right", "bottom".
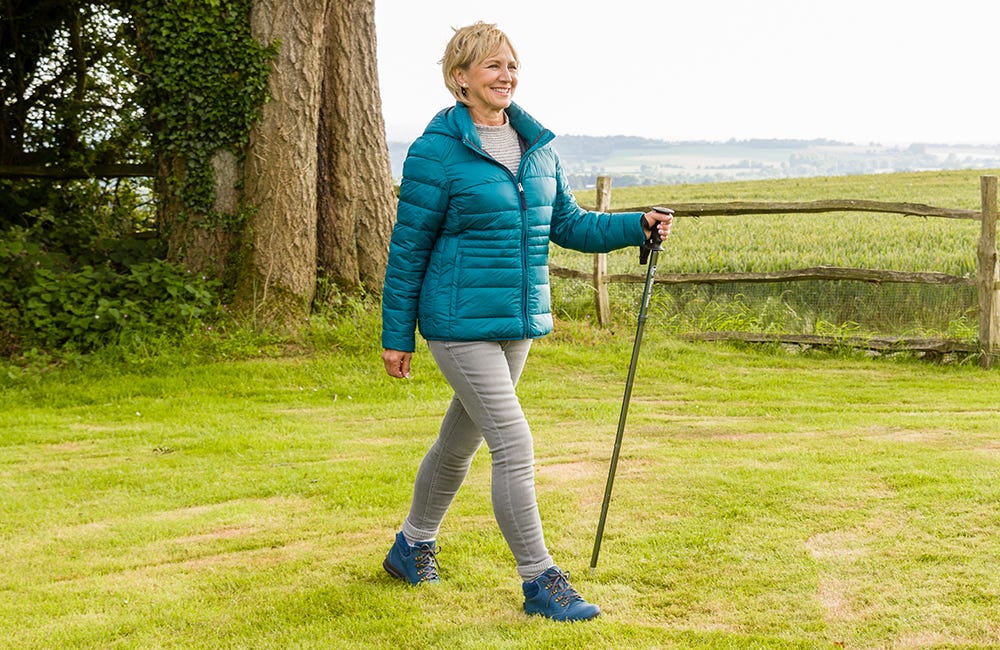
[{"left": 1, "top": 226, "right": 218, "bottom": 354}]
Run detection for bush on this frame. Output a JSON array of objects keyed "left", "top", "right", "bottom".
[
  {"left": 1, "top": 225, "right": 218, "bottom": 355},
  {"left": 0, "top": 172, "right": 223, "bottom": 358}
]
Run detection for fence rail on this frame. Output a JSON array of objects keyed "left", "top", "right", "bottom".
[
  {"left": 616, "top": 200, "right": 980, "bottom": 220},
  {"left": 553, "top": 175, "right": 999, "bottom": 368},
  {"left": 551, "top": 265, "right": 975, "bottom": 287},
  {"left": 0, "top": 163, "right": 155, "bottom": 179}
]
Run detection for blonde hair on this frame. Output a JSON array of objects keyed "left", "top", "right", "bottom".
[{"left": 440, "top": 22, "right": 519, "bottom": 104}]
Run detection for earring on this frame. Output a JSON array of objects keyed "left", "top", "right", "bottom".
[{"left": 460, "top": 85, "right": 468, "bottom": 97}]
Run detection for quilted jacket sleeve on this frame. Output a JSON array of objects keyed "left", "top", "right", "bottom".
[
  {"left": 381, "top": 138, "right": 450, "bottom": 352},
  {"left": 548, "top": 154, "right": 646, "bottom": 253}
]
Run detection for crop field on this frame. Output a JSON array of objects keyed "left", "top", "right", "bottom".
[{"left": 554, "top": 169, "right": 997, "bottom": 342}]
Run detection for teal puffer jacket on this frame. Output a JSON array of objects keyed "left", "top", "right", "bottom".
[{"left": 381, "top": 102, "right": 645, "bottom": 352}]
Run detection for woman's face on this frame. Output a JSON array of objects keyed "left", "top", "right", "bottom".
[{"left": 455, "top": 44, "right": 518, "bottom": 121}]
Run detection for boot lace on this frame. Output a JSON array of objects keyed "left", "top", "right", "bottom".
[
  {"left": 541, "top": 569, "right": 583, "bottom": 607},
  {"left": 413, "top": 543, "right": 439, "bottom": 581}
]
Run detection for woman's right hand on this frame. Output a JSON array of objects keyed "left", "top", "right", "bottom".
[
  {"left": 641, "top": 208, "right": 673, "bottom": 241},
  {"left": 382, "top": 349, "right": 412, "bottom": 379}
]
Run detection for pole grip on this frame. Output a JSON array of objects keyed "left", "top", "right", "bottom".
[{"left": 639, "top": 206, "right": 672, "bottom": 264}]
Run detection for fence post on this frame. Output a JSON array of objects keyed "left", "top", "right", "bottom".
[
  {"left": 594, "top": 176, "right": 612, "bottom": 325},
  {"left": 978, "top": 175, "right": 999, "bottom": 368}
]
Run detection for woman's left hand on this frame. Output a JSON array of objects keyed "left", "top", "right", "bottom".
[{"left": 641, "top": 209, "right": 673, "bottom": 241}]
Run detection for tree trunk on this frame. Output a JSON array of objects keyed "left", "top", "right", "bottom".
[
  {"left": 157, "top": 150, "right": 240, "bottom": 279},
  {"left": 316, "top": 0, "right": 395, "bottom": 295},
  {"left": 132, "top": 4, "right": 244, "bottom": 281},
  {"left": 236, "top": 0, "right": 327, "bottom": 330}
]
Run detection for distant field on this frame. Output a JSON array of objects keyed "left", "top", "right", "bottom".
[
  {"left": 555, "top": 169, "right": 999, "bottom": 341},
  {"left": 387, "top": 137, "right": 1000, "bottom": 186},
  {"left": 571, "top": 139, "right": 1000, "bottom": 185}
]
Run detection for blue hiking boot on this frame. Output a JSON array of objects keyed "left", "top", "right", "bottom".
[
  {"left": 383, "top": 532, "right": 440, "bottom": 585},
  {"left": 522, "top": 566, "right": 600, "bottom": 621}
]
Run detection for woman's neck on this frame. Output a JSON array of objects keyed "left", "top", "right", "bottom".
[{"left": 468, "top": 106, "right": 507, "bottom": 127}]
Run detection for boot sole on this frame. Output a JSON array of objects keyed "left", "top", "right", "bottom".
[
  {"left": 383, "top": 557, "right": 407, "bottom": 582},
  {"left": 525, "top": 605, "right": 601, "bottom": 621}
]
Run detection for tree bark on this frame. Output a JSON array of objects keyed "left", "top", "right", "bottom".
[
  {"left": 316, "top": 0, "right": 395, "bottom": 295},
  {"left": 237, "top": 0, "right": 327, "bottom": 329},
  {"left": 155, "top": 151, "right": 240, "bottom": 280}
]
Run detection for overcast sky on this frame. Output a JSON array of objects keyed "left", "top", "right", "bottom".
[{"left": 374, "top": 0, "right": 1000, "bottom": 145}]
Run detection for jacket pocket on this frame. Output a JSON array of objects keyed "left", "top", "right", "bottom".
[{"left": 418, "top": 239, "right": 458, "bottom": 340}]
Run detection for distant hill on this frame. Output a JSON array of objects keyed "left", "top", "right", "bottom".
[{"left": 387, "top": 136, "right": 1000, "bottom": 188}]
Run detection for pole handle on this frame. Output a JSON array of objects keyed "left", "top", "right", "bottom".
[{"left": 639, "top": 206, "right": 672, "bottom": 264}]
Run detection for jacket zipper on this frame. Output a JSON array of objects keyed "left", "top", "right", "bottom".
[{"left": 517, "top": 180, "right": 529, "bottom": 339}]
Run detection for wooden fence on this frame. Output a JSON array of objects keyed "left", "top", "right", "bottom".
[{"left": 550, "top": 175, "right": 1000, "bottom": 368}]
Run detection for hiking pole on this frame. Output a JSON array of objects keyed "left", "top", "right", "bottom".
[{"left": 591, "top": 206, "right": 673, "bottom": 573}]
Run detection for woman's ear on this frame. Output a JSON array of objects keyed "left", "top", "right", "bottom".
[{"left": 452, "top": 69, "right": 467, "bottom": 88}]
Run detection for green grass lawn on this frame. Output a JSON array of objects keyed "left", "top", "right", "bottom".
[{"left": 3, "top": 325, "right": 1000, "bottom": 648}]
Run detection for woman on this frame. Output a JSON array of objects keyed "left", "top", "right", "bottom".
[{"left": 380, "top": 21, "right": 672, "bottom": 622}]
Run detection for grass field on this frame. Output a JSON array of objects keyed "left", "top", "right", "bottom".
[
  {"left": 3, "top": 318, "right": 1000, "bottom": 648},
  {"left": 555, "top": 169, "right": 998, "bottom": 341},
  {"left": 573, "top": 169, "right": 993, "bottom": 275}
]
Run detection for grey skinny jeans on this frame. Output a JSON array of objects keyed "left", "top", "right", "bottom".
[{"left": 401, "top": 339, "right": 554, "bottom": 581}]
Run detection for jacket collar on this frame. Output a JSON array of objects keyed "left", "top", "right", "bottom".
[{"left": 429, "top": 102, "right": 554, "bottom": 152}]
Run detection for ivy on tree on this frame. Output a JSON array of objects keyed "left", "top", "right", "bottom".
[{"left": 129, "top": 0, "right": 274, "bottom": 218}]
